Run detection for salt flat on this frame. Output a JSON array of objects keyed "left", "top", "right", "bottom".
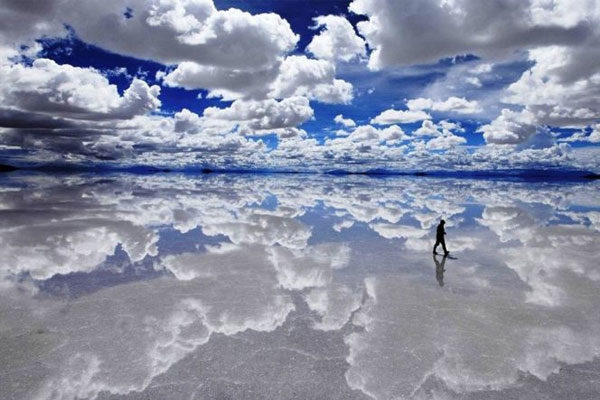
[{"left": 1, "top": 173, "right": 599, "bottom": 400}]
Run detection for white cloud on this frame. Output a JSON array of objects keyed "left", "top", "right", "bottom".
[
  {"left": 407, "top": 96, "right": 482, "bottom": 115},
  {"left": 470, "top": 3, "right": 600, "bottom": 145},
  {"left": 268, "top": 55, "right": 354, "bottom": 104},
  {"left": 348, "top": 0, "right": 593, "bottom": 69},
  {"left": 0, "top": 57, "right": 168, "bottom": 163},
  {"left": 333, "top": 219, "right": 355, "bottom": 232},
  {"left": 426, "top": 133, "right": 467, "bottom": 150},
  {"left": 465, "top": 76, "right": 482, "bottom": 87},
  {"left": 370, "top": 109, "right": 431, "bottom": 125},
  {"left": 202, "top": 96, "right": 314, "bottom": 132},
  {"left": 560, "top": 124, "right": 600, "bottom": 143},
  {"left": 0, "top": 58, "right": 161, "bottom": 120},
  {"left": 334, "top": 114, "right": 356, "bottom": 128},
  {"left": 71, "top": 0, "right": 298, "bottom": 69},
  {"left": 0, "top": 0, "right": 329, "bottom": 111},
  {"left": 470, "top": 63, "right": 493, "bottom": 74},
  {"left": 431, "top": 96, "right": 482, "bottom": 114},
  {"left": 410, "top": 119, "right": 467, "bottom": 149},
  {"left": 160, "top": 60, "right": 280, "bottom": 100},
  {"left": 0, "top": 0, "right": 298, "bottom": 71},
  {"left": 372, "top": 97, "right": 480, "bottom": 128},
  {"left": 413, "top": 120, "right": 442, "bottom": 137},
  {"left": 306, "top": 15, "right": 366, "bottom": 62},
  {"left": 378, "top": 125, "right": 407, "bottom": 142},
  {"left": 439, "top": 120, "right": 464, "bottom": 133},
  {"left": 162, "top": 55, "right": 354, "bottom": 104},
  {"left": 477, "top": 109, "right": 538, "bottom": 145},
  {"left": 203, "top": 213, "right": 312, "bottom": 250},
  {"left": 0, "top": 0, "right": 66, "bottom": 64},
  {"left": 502, "top": 45, "right": 600, "bottom": 128},
  {"left": 472, "top": 142, "right": 573, "bottom": 169},
  {"left": 343, "top": 124, "right": 408, "bottom": 144}
]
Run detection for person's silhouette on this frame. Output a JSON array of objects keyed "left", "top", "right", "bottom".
[
  {"left": 433, "top": 219, "right": 449, "bottom": 255},
  {"left": 433, "top": 253, "right": 447, "bottom": 287}
]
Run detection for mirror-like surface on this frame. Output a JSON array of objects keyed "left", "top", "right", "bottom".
[{"left": 1, "top": 173, "right": 599, "bottom": 400}]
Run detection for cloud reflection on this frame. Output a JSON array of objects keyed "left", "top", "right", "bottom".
[{"left": 0, "top": 173, "right": 598, "bottom": 399}]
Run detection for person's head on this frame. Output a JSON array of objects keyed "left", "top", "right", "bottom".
[{"left": 440, "top": 219, "right": 445, "bottom": 225}]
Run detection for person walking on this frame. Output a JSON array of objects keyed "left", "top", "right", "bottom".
[{"left": 433, "top": 219, "right": 449, "bottom": 256}]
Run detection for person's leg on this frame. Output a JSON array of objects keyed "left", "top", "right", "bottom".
[
  {"left": 433, "top": 240, "right": 439, "bottom": 253},
  {"left": 441, "top": 240, "right": 448, "bottom": 254}
]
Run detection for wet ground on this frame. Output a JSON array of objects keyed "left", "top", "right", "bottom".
[{"left": 1, "top": 172, "right": 599, "bottom": 400}]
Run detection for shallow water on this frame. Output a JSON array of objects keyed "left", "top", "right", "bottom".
[{"left": 1, "top": 172, "right": 599, "bottom": 400}]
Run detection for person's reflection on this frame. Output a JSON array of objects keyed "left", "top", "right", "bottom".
[{"left": 433, "top": 254, "right": 447, "bottom": 287}]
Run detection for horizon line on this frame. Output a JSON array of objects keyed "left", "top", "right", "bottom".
[{"left": 1, "top": 163, "right": 599, "bottom": 182}]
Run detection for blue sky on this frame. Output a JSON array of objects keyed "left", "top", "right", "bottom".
[{"left": 0, "top": 0, "right": 598, "bottom": 171}]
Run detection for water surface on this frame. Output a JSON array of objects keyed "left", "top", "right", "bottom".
[{"left": 1, "top": 173, "right": 599, "bottom": 399}]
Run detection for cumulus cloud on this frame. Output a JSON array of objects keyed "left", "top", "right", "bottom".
[
  {"left": 334, "top": 114, "right": 356, "bottom": 128},
  {"left": 74, "top": 0, "right": 297, "bottom": 69},
  {"left": 412, "top": 120, "right": 467, "bottom": 151},
  {"left": 0, "top": 62, "right": 316, "bottom": 163},
  {"left": 306, "top": 15, "right": 366, "bottom": 62},
  {"left": 502, "top": 45, "right": 600, "bottom": 128},
  {"left": 161, "top": 53, "right": 354, "bottom": 103},
  {"left": 560, "top": 124, "right": 600, "bottom": 143},
  {"left": 426, "top": 134, "right": 467, "bottom": 150},
  {"left": 348, "top": 0, "right": 593, "bottom": 69},
  {"left": 15, "top": 1, "right": 351, "bottom": 107},
  {"left": 477, "top": 109, "right": 538, "bottom": 145},
  {"left": 0, "top": 0, "right": 67, "bottom": 63},
  {"left": 407, "top": 96, "right": 482, "bottom": 115},
  {"left": 0, "top": 107, "right": 265, "bottom": 164},
  {"left": 463, "top": 2, "right": 600, "bottom": 145},
  {"left": 0, "top": 0, "right": 298, "bottom": 70},
  {"left": 160, "top": 60, "right": 281, "bottom": 100},
  {"left": 370, "top": 109, "right": 431, "bottom": 125},
  {"left": 329, "top": 124, "right": 408, "bottom": 147},
  {"left": 472, "top": 141, "right": 574, "bottom": 169},
  {"left": 371, "top": 96, "right": 478, "bottom": 129},
  {"left": 413, "top": 120, "right": 442, "bottom": 137},
  {"left": 203, "top": 96, "right": 314, "bottom": 133},
  {"left": 0, "top": 58, "right": 168, "bottom": 162},
  {"left": 0, "top": 58, "right": 161, "bottom": 120},
  {"left": 268, "top": 55, "right": 354, "bottom": 104},
  {"left": 471, "top": 63, "right": 493, "bottom": 74}
]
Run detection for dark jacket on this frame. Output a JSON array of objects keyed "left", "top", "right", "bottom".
[{"left": 436, "top": 224, "right": 445, "bottom": 240}]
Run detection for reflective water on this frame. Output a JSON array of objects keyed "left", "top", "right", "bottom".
[{"left": 1, "top": 173, "right": 599, "bottom": 400}]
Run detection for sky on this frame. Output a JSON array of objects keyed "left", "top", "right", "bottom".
[{"left": 0, "top": 0, "right": 599, "bottom": 172}]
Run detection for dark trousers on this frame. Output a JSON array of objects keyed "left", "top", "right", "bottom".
[{"left": 433, "top": 239, "right": 447, "bottom": 254}]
